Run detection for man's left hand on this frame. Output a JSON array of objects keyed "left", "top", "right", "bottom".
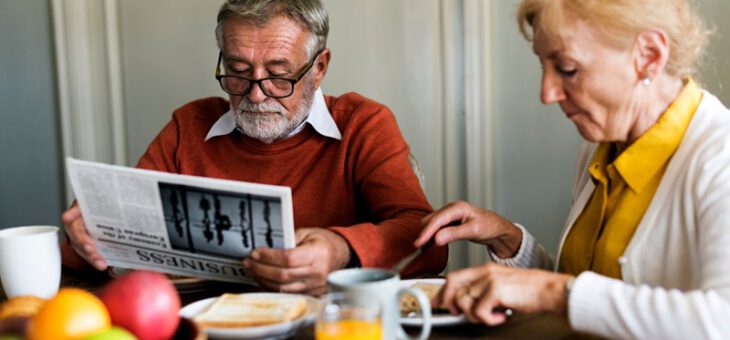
[{"left": 243, "top": 228, "right": 351, "bottom": 296}]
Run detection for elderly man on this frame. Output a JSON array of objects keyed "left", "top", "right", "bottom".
[{"left": 62, "top": 0, "right": 446, "bottom": 295}]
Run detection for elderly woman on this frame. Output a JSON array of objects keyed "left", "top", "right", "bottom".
[{"left": 415, "top": 0, "right": 730, "bottom": 338}]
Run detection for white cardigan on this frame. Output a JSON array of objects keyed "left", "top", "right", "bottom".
[{"left": 496, "top": 90, "right": 730, "bottom": 339}]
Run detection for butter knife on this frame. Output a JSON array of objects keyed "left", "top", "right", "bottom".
[{"left": 392, "top": 238, "right": 435, "bottom": 273}]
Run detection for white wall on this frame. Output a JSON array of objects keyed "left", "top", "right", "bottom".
[
  {"left": 0, "top": 0, "right": 65, "bottom": 228},
  {"left": 118, "top": 0, "right": 221, "bottom": 165},
  {"left": 491, "top": 1, "right": 583, "bottom": 253},
  {"left": 697, "top": 0, "right": 730, "bottom": 104}
]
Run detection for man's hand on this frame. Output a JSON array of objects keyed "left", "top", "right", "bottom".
[
  {"left": 243, "top": 228, "right": 351, "bottom": 296},
  {"left": 414, "top": 201, "right": 522, "bottom": 258},
  {"left": 435, "top": 263, "right": 573, "bottom": 326},
  {"left": 61, "top": 204, "right": 107, "bottom": 270}
]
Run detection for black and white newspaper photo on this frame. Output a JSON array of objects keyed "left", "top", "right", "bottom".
[
  {"left": 65, "top": 157, "right": 295, "bottom": 283},
  {"left": 159, "top": 183, "right": 286, "bottom": 259}
]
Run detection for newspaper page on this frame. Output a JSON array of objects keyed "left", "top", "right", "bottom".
[{"left": 66, "top": 158, "right": 295, "bottom": 283}]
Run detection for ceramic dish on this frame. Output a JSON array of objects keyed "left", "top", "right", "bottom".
[
  {"left": 179, "top": 293, "right": 321, "bottom": 339},
  {"left": 399, "top": 278, "right": 467, "bottom": 327}
]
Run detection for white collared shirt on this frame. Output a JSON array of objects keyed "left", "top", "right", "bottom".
[{"left": 204, "top": 88, "right": 342, "bottom": 142}]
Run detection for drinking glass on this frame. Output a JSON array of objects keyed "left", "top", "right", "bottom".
[
  {"left": 316, "top": 292, "right": 382, "bottom": 340},
  {"left": 327, "top": 268, "right": 431, "bottom": 340}
]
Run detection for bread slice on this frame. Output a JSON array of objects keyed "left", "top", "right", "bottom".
[{"left": 194, "top": 293, "right": 307, "bottom": 328}]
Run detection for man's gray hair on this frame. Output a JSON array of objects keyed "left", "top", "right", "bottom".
[{"left": 215, "top": 0, "right": 329, "bottom": 58}]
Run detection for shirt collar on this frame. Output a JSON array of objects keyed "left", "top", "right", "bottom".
[
  {"left": 589, "top": 79, "right": 702, "bottom": 193},
  {"left": 204, "top": 88, "right": 342, "bottom": 142},
  {"left": 613, "top": 79, "right": 701, "bottom": 192}
]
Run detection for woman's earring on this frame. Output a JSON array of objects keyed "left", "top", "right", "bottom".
[{"left": 642, "top": 77, "right": 652, "bottom": 86}]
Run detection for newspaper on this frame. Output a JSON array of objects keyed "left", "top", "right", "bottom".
[{"left": 66, "top": 158, "right": 295, "bottom": 283}]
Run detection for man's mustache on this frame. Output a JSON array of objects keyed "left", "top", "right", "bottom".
[{"left": 237, "top": 101, "right": 285, "bottom": 116}]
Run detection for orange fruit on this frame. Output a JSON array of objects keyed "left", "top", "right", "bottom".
[{"left": 27, "top": 288, "right": 111, "bottom": 340}]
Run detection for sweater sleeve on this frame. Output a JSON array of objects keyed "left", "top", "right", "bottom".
[
  {"left": 568, "top": 127, "right": 730, "bottom": 339},
  {"left": 487, "top": 224, "right": 553, "bottom": 269},
  {"left": 569, "top": 272, "right": 730, "bottom": 339},
  {"left": 328, "top": 98, "right": 447, "bottom": 276}
]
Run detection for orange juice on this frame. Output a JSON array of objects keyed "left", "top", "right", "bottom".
[{"left": 316, "top": 319, "right": 382, "bottom": 340}]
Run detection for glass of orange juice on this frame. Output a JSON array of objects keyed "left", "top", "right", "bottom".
[{"left": 316, "top": 293, "right": 382, "bottom": 340}]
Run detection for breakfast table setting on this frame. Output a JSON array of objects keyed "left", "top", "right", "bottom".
[
  {"left": 0, "top": 225, "right": 598, "bottom": 339},
  {"left": 0, "top": 265, "right": 596, "bottom": 339}
]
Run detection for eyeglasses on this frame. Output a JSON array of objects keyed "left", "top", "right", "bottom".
[{"left": 214, "top": 50, "right": 322, "bottom": 99}]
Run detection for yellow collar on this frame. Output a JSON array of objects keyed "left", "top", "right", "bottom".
[{"left": 589, "top": 79, "right": 702, "bottom": 193}]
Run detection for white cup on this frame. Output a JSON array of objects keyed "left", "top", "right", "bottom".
[
  {"left": 327, "top": 268, "right": 432, "bottom": 340},
  {"left": 0, "top": 226, "right": 61, "bottom": 299}
]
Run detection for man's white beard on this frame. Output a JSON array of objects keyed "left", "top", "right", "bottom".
[{"left": 234, "top": 80, "right": 315, "bottom": 144}]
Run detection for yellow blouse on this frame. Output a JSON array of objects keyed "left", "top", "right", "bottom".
[{"left": 558, "top": 80, "right": 702, "bottom": 278}]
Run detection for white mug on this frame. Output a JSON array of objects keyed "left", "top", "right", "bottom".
[
  {"left": 0, "top": 226, "right": 61, "bottom": 299},
  {"left": 327, "top": 268, "right": 432, "bottom": 340}
]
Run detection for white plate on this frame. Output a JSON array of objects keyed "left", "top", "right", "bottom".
[
  {"left": 399, "top": 278, "right": 467, "bottom": 327},
  {"left": 179, "top": 293, "right": 321, "bottom": 339}
]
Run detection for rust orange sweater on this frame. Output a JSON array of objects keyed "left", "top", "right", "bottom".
[{"left": 132, "top": 93, "right": 446, "bottom": 276}]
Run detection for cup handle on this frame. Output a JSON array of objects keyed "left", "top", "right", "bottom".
[{"left": 396, "top": 287, "right": 432, "bottom": 340}]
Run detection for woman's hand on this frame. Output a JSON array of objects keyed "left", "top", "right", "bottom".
[
  {"left": 435, "top": 263, "right": 574, "bottom": 325},
  {"left": 414, "top": 201, "right": 522, "bottom": 258}
]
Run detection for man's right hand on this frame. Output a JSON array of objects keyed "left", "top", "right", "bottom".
[
  {"left": 414, "top": 201, "right": 523, "bottom": 259},
  {"left": 61, "top": 204, "right": 108, "bottom": 270},
  {"left": 243, "top": 228, "right": 351, "bottom": 296}
]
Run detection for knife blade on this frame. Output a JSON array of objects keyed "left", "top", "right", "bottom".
[{"left": 392, "top": 238, "right": 435, "bottom": 273}]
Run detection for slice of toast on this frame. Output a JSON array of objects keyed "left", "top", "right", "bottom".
[{"left": 194, "top": 293, "right": 307, "bottom": 328}]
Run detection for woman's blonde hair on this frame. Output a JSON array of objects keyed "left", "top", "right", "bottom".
[{"left": 517, "top": 0, "right": 711, "bottom": 79}]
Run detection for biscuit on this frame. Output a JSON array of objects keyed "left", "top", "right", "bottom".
[
  {"left": 400, "top": 282, "right": 442, "bottom": 314},
  {"left": 0, "top": 296, "right": 47, "bottom": 320}
]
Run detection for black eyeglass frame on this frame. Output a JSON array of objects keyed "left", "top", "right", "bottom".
[{"left": 214, "top": 49, "right": 323, "bottom": 99}]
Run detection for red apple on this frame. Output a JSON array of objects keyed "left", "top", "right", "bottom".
[{"left": 98, "top": 270, "right": 180, "bottom": 340}]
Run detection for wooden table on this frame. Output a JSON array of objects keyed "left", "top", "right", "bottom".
[{"left": 1, "top": 268, "right": 598, "bottom": 339}]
